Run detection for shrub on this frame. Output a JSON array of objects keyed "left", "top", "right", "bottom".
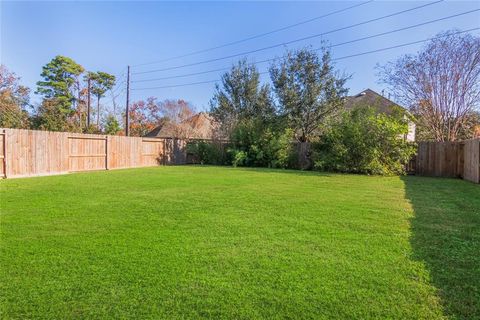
[
  {"left": 312, "top": 107, "right": 416, "bottom": 175},
  {"left": 230, "top": 150, "right": 247, "bottom": 167},
  {"left": 186, "top": 140, "right": 230, "bottom": 165},
  {"left": 229, "top": 119, "right": 295, "bottom": 168}
]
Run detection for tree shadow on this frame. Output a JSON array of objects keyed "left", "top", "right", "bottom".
[{"left": 402, "top": 176, "right": 480, "bottom": 319}]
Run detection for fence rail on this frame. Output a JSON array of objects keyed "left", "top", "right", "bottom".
[
  {"left": 0, "top": 128, "right": 188, "bottom": 179},
  {"left": 416, "top": 139, "right": 480, "bottom": 183},
  {"left": 2, "top": 128, "right": 479, "bottom": 183}
]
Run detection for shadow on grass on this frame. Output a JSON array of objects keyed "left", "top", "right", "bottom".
[{"left": 402, "top": 176, "right": 480, "bottom": 319}]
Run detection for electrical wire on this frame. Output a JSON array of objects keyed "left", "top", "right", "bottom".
[
  {"left": 132, "top": 0, "right": 444, "bottom": 75},
  {"left": 130, "top": 27, "right": 480, "bottom": 91},
  {"left": 132, "top": 9, "right": 479, "bottom": 83},
  {"left": 132, "top": 0, "right": 374, "bottom": 67}
]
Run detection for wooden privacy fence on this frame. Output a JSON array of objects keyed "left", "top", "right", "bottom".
[
  {"left": 0, "top": 128, "right": 187, "bottom": 179},
  {"left": 416, "top": 138, "right": 480, "bottom": 183}
]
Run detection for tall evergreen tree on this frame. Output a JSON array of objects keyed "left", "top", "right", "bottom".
[
  {"left": 35, "top": 55, "right": 84, "bottom": 115},
  {"left": 87, "top": 71, "right": 116, "bottom": 126}
]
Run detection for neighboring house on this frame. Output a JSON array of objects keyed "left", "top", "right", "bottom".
[
  {"left": 344, "top": 89, "right": 416, "bottom": 142},
  {"left": 145, "top": 112, "right": 217, "bottom": 139}
]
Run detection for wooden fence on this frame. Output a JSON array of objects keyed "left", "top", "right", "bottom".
[
  {"left": 0, "top": 128, "right": 187, "bottom": 179},
  {"left": 416, "top": 139, "right": 480, "bottom": 183}
]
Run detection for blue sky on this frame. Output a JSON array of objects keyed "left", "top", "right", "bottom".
[{"left": 1, "top": 1, "right": 479, "bottom": 111}]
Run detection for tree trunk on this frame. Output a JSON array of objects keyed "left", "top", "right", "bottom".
[
  {"left": 297, "top": 141, "right": 312, "bottom": 170},
  {"left": 78, "top": 87, "right": 82, "bottom": 130},
  {"left": 97, "top": 97, "right": 100, "bottom": 127}
]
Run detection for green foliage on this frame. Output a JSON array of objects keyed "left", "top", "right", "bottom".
[
  {"left": 87, "top": 71, "right": 116, "bottom": 127},
  {"left": 231, "top": 149, "right": 247, "bottom": 167},
  {"left": 88, "top": 71, "right": 116, "bottom": 99},
  {"left": 104, "top": 115, "right": 122, "bottom": 135},
  {"left": 186, "top": 140, "right": 230, "bottom": 165},
  {"left": 270, "top": 47, "right": 349, "bottom": 142},
  {"left": 32, "top": 98, "right": 81, "bottom": 132},
  {"left": 313, "top": 106, "right": 416, "bottom": 175},
  {"left": 0, "top": 65, "right": 31, "bottom": 129},
  {"left": 210, "top": 59, "right": 276, "bottom": 135},
  {"left": 0, "top": 105, "right": 29, "bottom": 129},
  {"left": 84, "top": 124, "right": 102, "bottom": 134},
  {"left": 228, "top": 119, "right": 295, "bottom": 168},
  {"left": 35, "top": 56, "right": 84, "bottom": 114}
]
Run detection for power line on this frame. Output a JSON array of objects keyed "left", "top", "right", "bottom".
[
  {"left": 132, "top": 67, "right": 232, "bottom": 83},
  {"left": 132, "top": 1, "right": 374, "bottom": 68},
  {"left": 132, "top": 0, "right": 444, "bottom": 75},
  {"left": 132, "top": 9, "right": 479, "bottom": 83},
  {"left": 132, "top": 79, "right": 220, "bottom": 90},
  {"left": 333, "top": 28, "right": 480, "bottom": 60},
  {"left": 130, "top": 27, "right": 479, "bottom": 91},
  {"left": 111, "top": 79, "right": 127, "bottom": 95}
]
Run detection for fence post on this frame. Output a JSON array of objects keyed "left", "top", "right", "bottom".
[
  {"left": 478, "top": 139, "right": 480, "bottom": 183},
  {"left": 1, "top": 129, "right": 6, "bottom": 178},
  {"left": 105, "top": 135, "right": 109, "bottom": 170}
]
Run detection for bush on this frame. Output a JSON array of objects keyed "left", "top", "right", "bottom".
[
  {"left": 231, "top": 150, "right": 247, "bottom": 167},
  {"left": 312, "top": 107, "right": 416, "bottom": 175},
  {"left": 186, "top": 140, "right": 230, "bottom": 165},
  {"left": 229, "top": 119, "right": 295, "bottom": 168}
]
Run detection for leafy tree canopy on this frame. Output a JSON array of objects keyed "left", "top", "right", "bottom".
[
  {"left": 210, "top": 59, "right": 276, "bottom": 135},
  {"left": 270, "top": 47, "right": 349, "bottom": 142},
  {"left": 104, "top": 114, "right": 122, "bottom": 135},
  {"left": 0, "top": 65, "right": 30, "bottom": 128}
]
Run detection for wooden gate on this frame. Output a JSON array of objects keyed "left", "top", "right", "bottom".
[
  {"left": 68, "top": 135, "right": 108, "bottom": 172},
  {"left": 141, "top": 138, "right": 165, "bottom": 166},
  {"left": 0, "top": 128, "right": 190, "bottom": 178}
]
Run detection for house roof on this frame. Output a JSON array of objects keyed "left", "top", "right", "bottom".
[
  {"left": 145, "top": 112, "right": 217, "bottom": 139},
  {"left": 344, "top": 89, "right": 405, "bottom": 115}
]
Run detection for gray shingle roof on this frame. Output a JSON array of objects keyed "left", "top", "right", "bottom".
[{"left": 344, "top": 89, "right": 405, "bottom": 115}]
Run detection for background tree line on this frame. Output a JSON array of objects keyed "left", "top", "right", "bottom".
[
  {"left": 191, "top": 31, "right": 480, "bottom": 174},
  {"left": 1, "top": 56, "right": 121, "bottom": 134},
  {"left": 1, "top": 30, "right": 479, "bottom": 174},
  {"left": 0, "top": 56, "right": 200, "bottom": 138}
]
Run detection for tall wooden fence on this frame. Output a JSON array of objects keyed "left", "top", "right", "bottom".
[
  {"left": 416, "top": 138, "right": 480, "bottom": 183},
  {"left": 0, "top": 128, "right": 187, "bottom": 179}
]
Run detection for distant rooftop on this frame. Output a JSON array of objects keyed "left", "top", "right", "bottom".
[{"left": 344, "top": 89, "right": 405, "bottom": 115}]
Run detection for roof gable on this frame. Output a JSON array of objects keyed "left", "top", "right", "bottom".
[{"left": 344, "top": 89, "right": 405, "bottom": 115}]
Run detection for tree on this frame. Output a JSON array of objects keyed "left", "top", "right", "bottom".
[
  {"left": 210, "top": 59, "right": 275, "bottom": 135},
  {"left": 128, "top": 97, "right": 165, "bottom": 137},
  {"left": 378, "top": 30, "right": 480, "bottom": 142},
  {"left": 32, "top": 98, "right": 72, "bottom": 132},
  {"left": 36, "top": 56, "right": 84, "bottom": 115},
  {"left": 104, "top": 114, "right": 122, "bottom": 135},
  {"left": 157, "top": 99, "right": 196, "bottom": 139},
  {"left": 0, "top": 65, "right": 30, "bottom": 128},
  {"left": 88, "top": 71, "right": 116, "bottom": 127},
  {"left": 270, "top": 47, "right": 349, "bottom": 142}
]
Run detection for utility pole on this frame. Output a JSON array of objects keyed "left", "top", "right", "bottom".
[
  {"left": 87, "top": 77, "right": 91, "bottom": 129},
  {"left": 125, "top": 65, "right": 130, "bottom": 136}
]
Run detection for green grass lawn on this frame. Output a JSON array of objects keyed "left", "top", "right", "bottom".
[{"left": 1, "top": 166, "right": 479, "bottom": 319}]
